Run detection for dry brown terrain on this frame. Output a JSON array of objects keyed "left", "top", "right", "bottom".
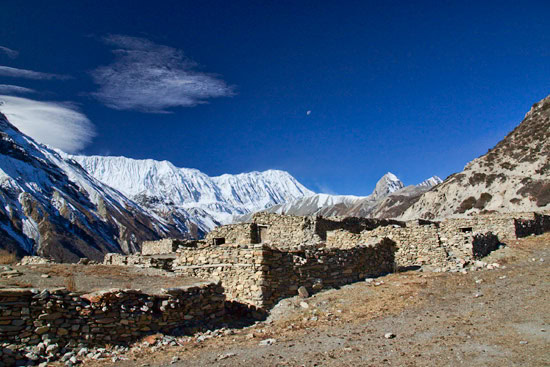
[
  {"left": 0, "top": 264, "right": 205, "bottom": 294},
  {"left": 79, "top": 233, "right": 550, "bottom": 367}
]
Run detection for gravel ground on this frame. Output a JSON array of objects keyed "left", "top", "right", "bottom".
[{"left": 85, "top": 234, "right": 550, "bottom": 366}]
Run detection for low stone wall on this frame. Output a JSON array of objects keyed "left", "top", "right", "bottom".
[
  {"left": 0, "top": 283, "right": 225, "bottom": 350},
  {"left": 103, "top": 253, "right": 176, "bottom": 270},
  {"left": 260, "top": 239, "right": 396, "bottom": 307}
]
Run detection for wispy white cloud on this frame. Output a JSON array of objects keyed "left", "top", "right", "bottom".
[
  {"left": 0, "top": 66, "right": 69, "bottom": 80},
  {"left": 0, "top": 95, "right": 95, "bottom": 153},
  {"left": 0, "top": 84, "right": 36, "bottom": 95},
  {"left": 91, "top": 35, "right": 235, "bottom": 113},
  {"left": 0, "top": 46, "right": 18, "bottom": 59}
]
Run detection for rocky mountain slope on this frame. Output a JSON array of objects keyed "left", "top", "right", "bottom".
[
  {"left": 401, "top": 95, "right": 550, "bottom": 220},
  {"left": 71, "top": 155, "right": 314, "bottom": 236},
  {"left": 0, "top": 113, "right": 181, "bottom": 261},
  {"left": 239, "top": 173, "right": 442, "bottom": 219}
]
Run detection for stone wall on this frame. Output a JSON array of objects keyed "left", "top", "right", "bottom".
[
  {"left": 141, "top": 239, "right": 205, "bottom": 255},
  {"left": 251, "top": 212, "right": 319, "bottom": 245},
  {"left": 105, "top": 238, "right": 397, "bottom": 309},
  {"left": 172, "top": 245, "right": 265, "bottom": 307},
  {"left": 260, "top": 239, "right": 396, "bottom": 307},
  {"left": 248, "top": 212, "right": 405, "bottom": 246},
  {"left": 141, "top": 239, "right": 179, "bottom": 255},
  {"left": 104, "top": 253, "right": 176, "bottom": 270},
  {"left": 205, "top": 223, "right": 259, "bottom": 246},
  {"left": 0, "top": 283, "right": 225, "bottom": 351}
]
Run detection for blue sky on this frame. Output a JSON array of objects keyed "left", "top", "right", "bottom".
[{"left": 0, "top": 0, "right": 549, "bottom": 195}]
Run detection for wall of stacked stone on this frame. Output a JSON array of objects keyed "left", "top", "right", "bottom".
[
  {"left": 333, "top": 222, "right": 448, "bottom": 269},
  {"left": 205, "top": 223, "right": 259, "bottom": 245},
  {"left": 0, "top": 283, "right": 225, "bottom": 349},
  {"left": 314, "top": 217, "right": 405, "bottom": 241},
  {"left": 259, "top": 239, "right": 396, "bottom": 307},
  {"left": 172, "top": 245, "right": 265, "bottom": 307},
  {"left": 141, "top": 239, "right": 188, "bottom": 255},
  {"left": 250, "top": 212, "right": 406, "bottom": 245},
  {"left": 251, "top": 212, "right": 320, "bottom": 246}
]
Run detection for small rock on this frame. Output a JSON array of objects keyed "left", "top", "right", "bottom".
[
  {"left": 298, "top": 286, "right": 309, "bottom": 298},
  {"left": 171, "top": 356, "right": 180, "bottom": 364},
  {"left": 474, "top": 293, "right": 483, "bottom": 298},
  {"left": 519, "top": 340, "right": 528, "bottom": 345},
  {"left": 259, "top": 338, "right": 276, "bottom": 346},
  {"left": 217, "top": 352, "right": 236, "bottom": 360},
  {"left": 384, "top": 333, "right": 396, "bottom": 339},
  {"left": 246, "top": 333, "right": 255, "bottom": 339},
  {"left": 365, "top": 278, "right": 374, "bottom": 283},
  {"left": 41, "top": 274, "right": 50, "bottom": 278},
  {"left": 299, "top": 301, "right": 309, "bottom": 309}
]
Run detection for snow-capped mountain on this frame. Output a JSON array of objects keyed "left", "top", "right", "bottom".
[
  {"left": 71, "top": 155, "right": 314, "bottom": 236},
  {"left": 371, "top": 172, "right": 405, "bottom": 200},
  {"left": 238, "top": 172, "right": 442, "bottom": 219},
  {"left": 0, "top": 113, "right": 181, "bottom": 261}
]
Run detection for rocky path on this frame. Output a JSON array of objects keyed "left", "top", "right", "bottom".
[{"left": 86, "top": 234, "right": 549, "bottom": 367}]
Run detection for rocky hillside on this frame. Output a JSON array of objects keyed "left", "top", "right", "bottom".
[
  {"left": 71, "top": 155, "right": 314, "bottom": 236},
  {"left": 0, "top": 113, "right": 181, "bottom": 262},
  {"left": 239, "top": 173, "right": 442, "bottom": 219},
  {"left": 401, "top": 95, "right": 550, "bottom": 220}
]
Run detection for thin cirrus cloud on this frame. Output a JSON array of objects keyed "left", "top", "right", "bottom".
[
  {"left": 0, "top": 95, "right": 95, "bottom": 153},
  {"left": 0, "top": 65, "right": 70, "bottom": 80},
  {"left": 0, "top": 84, "right": 36, "bottom": 95},
  {"left": 0, "top": 46, "right": 19, "bottom": 59},
  {"left": 90, "top": 35, "right": 235, "bottom": 113}
]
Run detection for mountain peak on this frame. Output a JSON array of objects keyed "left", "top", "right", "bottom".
[
  {"left": 371, "top": 172, "right": 405, "bottom": 200},
  {"left": 417, "top": 176, "right": 443, "bottom": 189}
]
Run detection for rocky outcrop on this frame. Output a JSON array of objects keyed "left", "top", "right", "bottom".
[{"left": 401, "top": 95, "right": 550, "bottom": 220}]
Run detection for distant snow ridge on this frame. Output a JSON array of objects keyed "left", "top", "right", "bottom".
[
  {"left": 239, "top": 172, "right": 442, "bottom": 220},
  {"left": 417, "top": 176, "right": 443, "bottom": 188},
  {"left": 71, "top": 155, "right": 314, "bottom": 235}
]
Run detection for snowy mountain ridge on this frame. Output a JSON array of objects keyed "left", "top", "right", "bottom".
[
  {"left": 236, "top": 172, "right": 442, "bottom": 219},
  {"left": 71, "top": 154, "right": 315, "bottom": 235},
  {"left": 0, "top": 112, "right": 180, "bottom": 261}
]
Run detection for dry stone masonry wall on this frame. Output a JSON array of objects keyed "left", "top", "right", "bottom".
[{"left": 0, "top": 283, "right": 224, "bottom": 361}]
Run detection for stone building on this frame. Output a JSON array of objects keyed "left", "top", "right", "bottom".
[{"left": 105, "top": 211, "right": 550, "bottom": 309}]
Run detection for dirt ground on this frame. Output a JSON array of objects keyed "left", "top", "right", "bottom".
[
  {"left": 83, "top": 233, "right": 549, "bottom": 367},
  {"left": 0, "top": 264, "right": 206, "bottom": 294}
]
